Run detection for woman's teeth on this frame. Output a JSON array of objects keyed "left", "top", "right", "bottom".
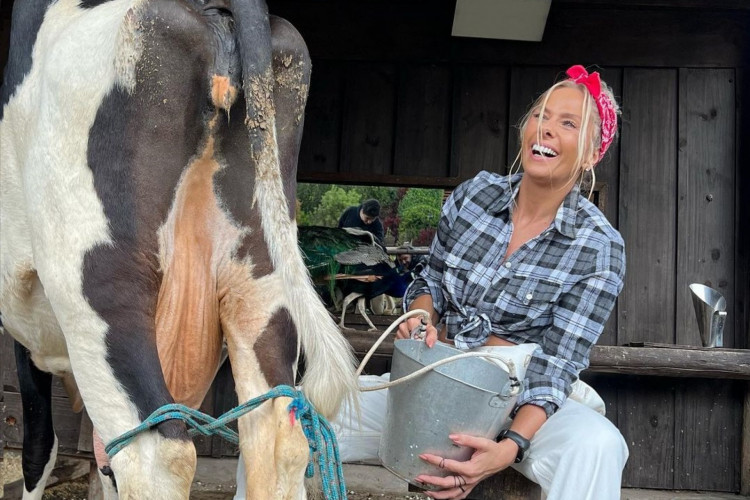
[{"left": 532, "top": 144, "right": 558, "bottom": 158}]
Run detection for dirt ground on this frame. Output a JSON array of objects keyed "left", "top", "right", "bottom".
[
  {"left": 2, "top": 450, "right": 424, "bottom": 500},
  {"left": 5, "top": 452, "right": 749, "bottom": 500},
  {"left": 38, "top": 479, "right": 424, "bottom": 500},
  {"left": 39, "top": 479, "right": 424, "bottom": 500}
]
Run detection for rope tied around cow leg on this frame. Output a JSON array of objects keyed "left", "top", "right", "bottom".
[{"left": 104, "top": 385, "right": 347, "bottom": 499}]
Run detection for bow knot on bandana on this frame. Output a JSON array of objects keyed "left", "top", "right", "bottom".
[{"left": 566, "top": 65, "right": 617, "bottom": 158}]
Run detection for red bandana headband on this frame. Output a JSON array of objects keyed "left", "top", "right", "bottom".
[{"left": 566, "top": 65, "right": 617, "bottom": 158}]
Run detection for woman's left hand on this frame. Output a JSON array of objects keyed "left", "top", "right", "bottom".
[{"left": 415, "top": 433, "right": 518, "bottom": 499}]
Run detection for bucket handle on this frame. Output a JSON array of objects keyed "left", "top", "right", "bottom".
[{"left": 356, "top": 309, "right": 521, "bottom": 396}]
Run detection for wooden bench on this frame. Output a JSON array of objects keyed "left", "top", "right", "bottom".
[{"left": 344, "top": 326, "right": 750, "bottom": 380}]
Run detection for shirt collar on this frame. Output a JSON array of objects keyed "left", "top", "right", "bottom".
[
  {"left": 487, "top": 173, "right": 522, "bottom": 215},
  {"left": 487, "top": 173, "right": 580, "bottom": 239},
  {"left": 555, "top": 182, "right": 580, "bottom": 239}
]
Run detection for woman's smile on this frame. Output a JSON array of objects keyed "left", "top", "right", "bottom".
[{"left": 522, "top": 86, "right": 588, "bottom": 184}]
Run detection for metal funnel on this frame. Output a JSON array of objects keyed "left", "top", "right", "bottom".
[{"left": 689, "top": 284, "right": 727, "bottom": 348}]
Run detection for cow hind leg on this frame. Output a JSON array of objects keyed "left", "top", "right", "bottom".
[
  {"left": 15, "top": 341, "right": 58, "bottom": 500},
  {"left": 235, "top": 397, "right": 309, "bottom": 500},
  {"left": 224, "top": 302, "right": 309, "bottom": 498}
]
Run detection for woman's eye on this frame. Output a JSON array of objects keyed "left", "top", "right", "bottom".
[{"left": 563, "top": 120, "right": 577, "bottom": 129}]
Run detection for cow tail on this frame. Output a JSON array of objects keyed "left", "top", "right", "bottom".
[
  {"left": 232, "top": 0, "right": 358, "bottom": 419},
  {"left": 288, "top": 244, "right": 360, "bottom": 419},
  {"left": 268, "top": 218, "right": 360, "bottom": 420}
]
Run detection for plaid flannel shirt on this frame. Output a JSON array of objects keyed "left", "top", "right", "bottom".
[{"left": 404, "top": 171, "right": 625, "bottom": 417}]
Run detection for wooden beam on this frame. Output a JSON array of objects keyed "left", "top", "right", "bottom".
[
  {"left": 344, "top": 329, "right": 750, "bottom": 380},
  {"left": 298, "top": 171, "right": 463, "bottom": 189},
  {"left": 589, "top": 345, "right": 750, "bottom": 379}
]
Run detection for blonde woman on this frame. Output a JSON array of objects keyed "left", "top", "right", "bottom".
[{"left": 397, "top": 65, "right": 627, "bottom": 500}]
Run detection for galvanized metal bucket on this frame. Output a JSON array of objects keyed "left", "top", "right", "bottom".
[{"left": 378, "top": 339, "right": 521, "bottom": 489}]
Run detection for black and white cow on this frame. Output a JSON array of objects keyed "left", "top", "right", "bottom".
[{"left": 0, "top": 0, "right": 358, "bottom": 498}]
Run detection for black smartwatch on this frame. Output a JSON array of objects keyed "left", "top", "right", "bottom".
[{"left": 495, "top": 429, "right": 530, "bottom": 463}]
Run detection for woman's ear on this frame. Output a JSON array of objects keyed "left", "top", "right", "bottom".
[{"left": 588, "top": 149, "right": 601, "bottom": 169}]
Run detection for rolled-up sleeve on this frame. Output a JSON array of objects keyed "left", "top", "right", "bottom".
[{"left": 517, "top": 239, "right": 625, "bottom": 417}]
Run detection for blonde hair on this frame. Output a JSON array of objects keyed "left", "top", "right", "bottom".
[{"left": 509, "top": 78, "right": 620, "bottom": 199}]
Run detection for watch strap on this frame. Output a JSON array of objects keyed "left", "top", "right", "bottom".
[{"left": 495, "top": 429, "right": 530, "bottom": 463}]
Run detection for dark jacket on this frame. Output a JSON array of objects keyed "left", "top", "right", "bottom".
[{"left": 337, "top": 205, "right": 385, "bottom": 243}]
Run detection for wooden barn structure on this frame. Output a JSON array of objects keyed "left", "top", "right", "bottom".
[{"left": 1, "top": 0, "right": 750, "bottom": 496}]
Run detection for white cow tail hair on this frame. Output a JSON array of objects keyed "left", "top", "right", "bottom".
[
  {"left": 283, "top": 222, "right": 359, "bottom": 419},
  {"left": 254, "top": 145, "right": 358, "bottom": 420}
]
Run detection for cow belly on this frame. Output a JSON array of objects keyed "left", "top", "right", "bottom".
[{"left": 0, "top": 264, "right": 70, "bottom": 375}]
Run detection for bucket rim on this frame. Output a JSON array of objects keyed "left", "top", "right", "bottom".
[{"left": 392, "top": 339, "right": 517, "bottom": 396}]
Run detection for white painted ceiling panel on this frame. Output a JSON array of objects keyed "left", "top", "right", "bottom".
[{"left": 452, "top": 0, "right": 552, "bottom": 42}]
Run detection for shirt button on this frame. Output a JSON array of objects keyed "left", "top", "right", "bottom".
[
  {"left": 504, "top": 262, "right": 512, "bottom": 269},
  {"left": 525, "top": 293, "right": 533, "bottom": 300}
]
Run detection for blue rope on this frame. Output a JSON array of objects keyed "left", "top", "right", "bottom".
[{"left": 104, "top": 385, "right": 347, "bottom": 499}]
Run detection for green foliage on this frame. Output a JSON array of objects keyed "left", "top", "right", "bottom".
[
  {"left": 397, "top": 188, "right": 442, "bottom": 244},
  {"left": 297, "top": 184, "right": 330, "bottom": 214},
  {"left": 296, "top": 207, "right": 312, "bottom": 226},
  {"left": 310, "top": 186, "right": 361, "bottom": 227},
  {"left": 399, "top": 204, "right": 441, "bottom": 243},
  {"left": 399, "top": 188, "right": 443, "bottom": 211}
]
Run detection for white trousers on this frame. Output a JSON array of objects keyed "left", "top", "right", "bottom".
[{"left": 511, "top": 397, "right": 629, "bottom": 500}]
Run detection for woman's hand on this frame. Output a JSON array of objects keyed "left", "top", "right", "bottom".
[
  {"left": 415, "top": 434, "right": 519, "bottom": 499},
  {"left": 397, "top": 294, "right": 439, "bottom": 346},
  {"left": 396, "top": 316, "right": 438, "bottom": 347}
]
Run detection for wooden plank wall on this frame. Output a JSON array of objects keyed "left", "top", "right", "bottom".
[
  {"left": 673, "top": 69, "right": 739, "bottom": 490},
  {"left": 451, "top": 66, "right": 509, "bottom": 180},
  {"left": 617, "top": 69, "right": 680, "bottom": 488},
  {"left": 340, "top": 64, "right": 396, "bottom": 177},
  {"left": 394, "top": 65, "right": 452, "bottom": 177}
]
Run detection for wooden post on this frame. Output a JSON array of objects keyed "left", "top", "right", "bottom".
[
  {"left": 88, "top": 461, "right": 104, "bottom": 500},
  {"left": 78, "top": 409, "right": 94, "bottom": 453}
]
